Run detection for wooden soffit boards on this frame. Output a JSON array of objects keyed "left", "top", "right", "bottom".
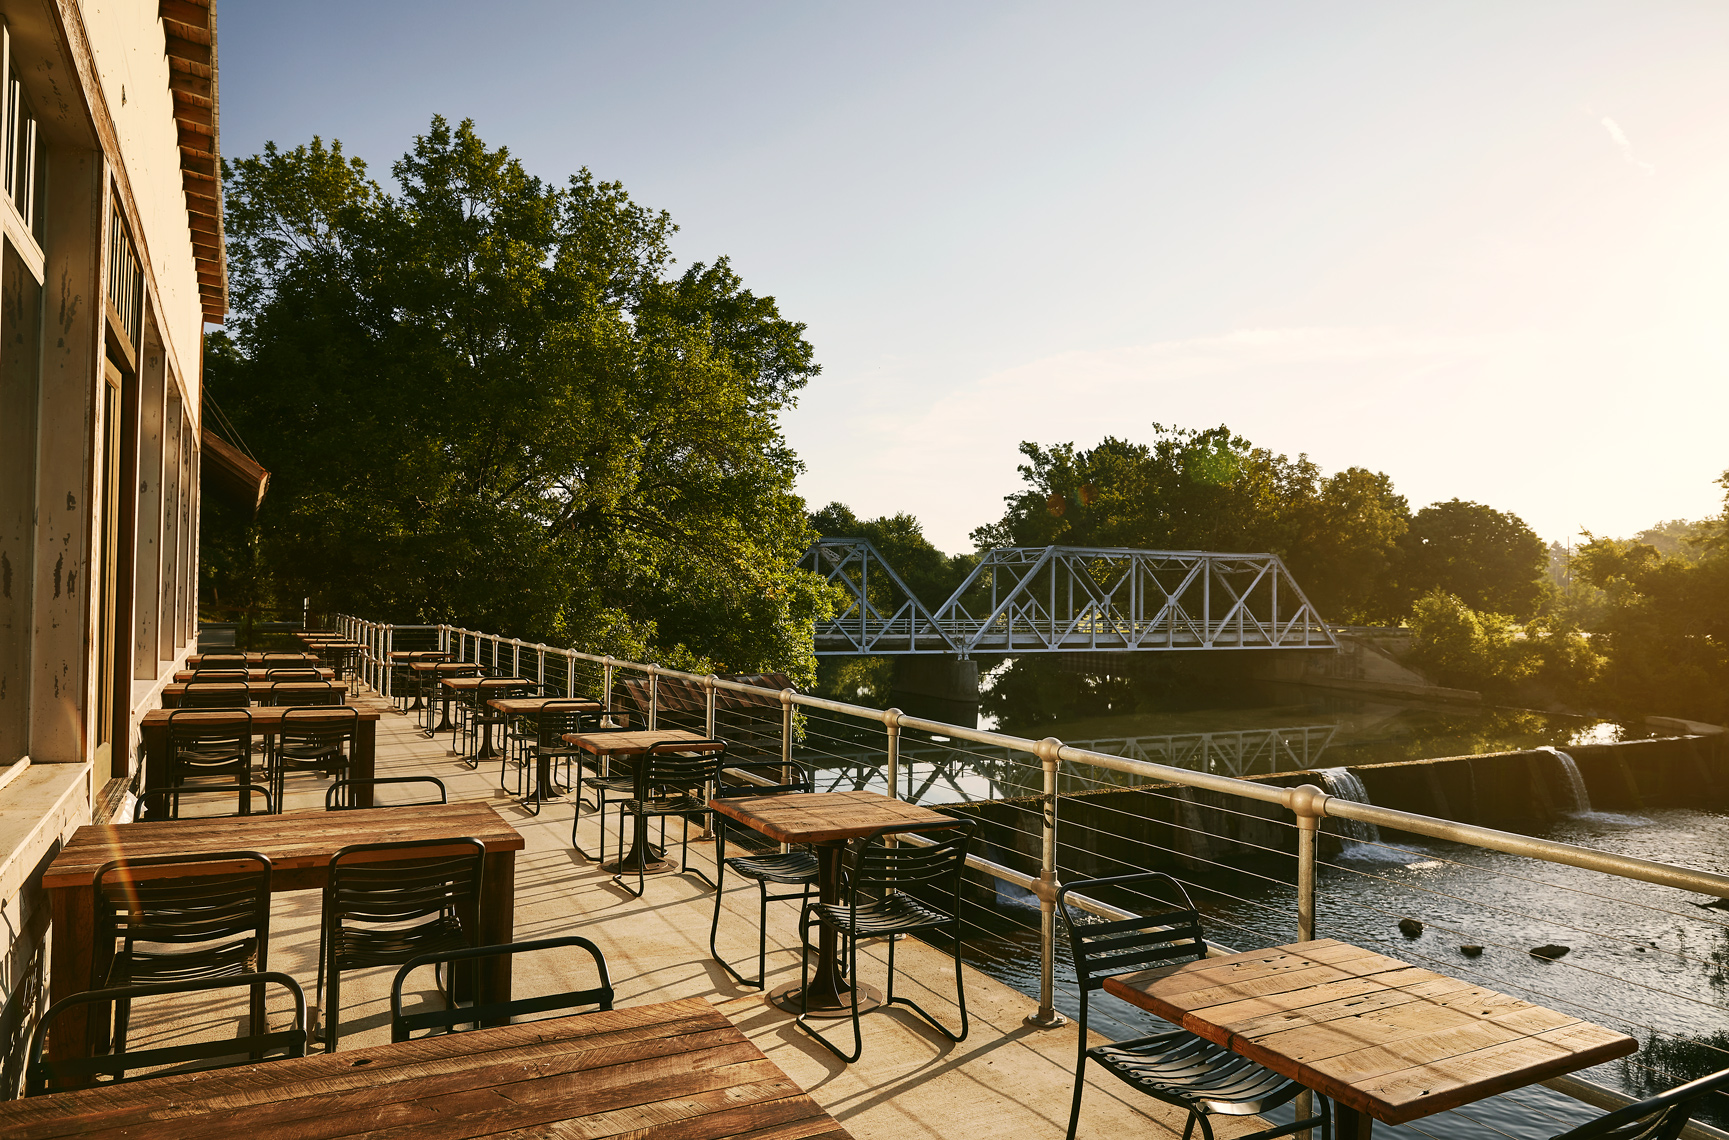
[
  {"left": 160, "top": 0, "right": 226, "bottom": 321},
  {"left": 200, "top": 427, "right": 267, "bottom": 513}
]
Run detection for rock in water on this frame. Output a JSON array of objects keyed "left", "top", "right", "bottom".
[
  {"left": 1529, "top": 944, "right": 1570, "bottom": 960},
  {"left": 1459, "top": 945, "right": 1483, "bottom": 957},
  {"left": 1398, "top": 918, "right": 1424, "bottom": 939}
]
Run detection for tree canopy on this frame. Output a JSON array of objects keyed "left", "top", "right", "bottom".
[{"left": 204, "top": 117, "right": 829, "bottom": 679}]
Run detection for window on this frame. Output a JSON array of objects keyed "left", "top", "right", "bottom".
[
  {"left": 0, "top": 28, "right": 44, "bottom": 249},
  {"left": 107, "top": 205, "right": 142, "bottom": 350}
]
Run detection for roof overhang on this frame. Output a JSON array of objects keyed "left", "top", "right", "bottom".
[{"left": 160, "top": 0, "right": 226, "bottom": 323}]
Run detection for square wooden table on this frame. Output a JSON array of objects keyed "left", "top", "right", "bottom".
[
  {"left": 41, "top": 802, "right": 524, "bottom": 1068},
  {"left": 413, "top": 661, "right": 481, "bottom": 731},
  {"left": 564, "top": 729, "right": 727, "bottom": 875},
  {"left": 1102, "top": 937, "right": 1638, "bottom": 1138},
  {"left": 138, "top": 706, "right": 380, "bottom": 815},
  {"left": 0, "top": 997, "right": 852, "bottom": 1140},
  {"left": 440, "top": 676, "right": 530, "bottom": 761},
  {"left": 488, "top": 696, "right": 603, "bottom": 805},
  {"left": 708, "top": 789, "right": 957, "bottom": 1015}
]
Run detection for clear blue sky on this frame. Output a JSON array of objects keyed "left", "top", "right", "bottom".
[{"left": 220, "top": 2, "right": 1729, "bottom": 554}]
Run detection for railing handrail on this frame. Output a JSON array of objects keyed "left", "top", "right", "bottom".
[{"left": 425, "top": 621, "right": 1729, "bottom": 899}]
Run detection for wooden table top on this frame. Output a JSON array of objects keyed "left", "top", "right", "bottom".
[
  {"left": 1101, "top": 938, "right": 1637, "bottom": 1126},
  {"left": 186, "top": 653, "right": 318, "bottom": 666},
  {"left": 141, "top": 706, "right": 381, "bottom": 731},
  {"left": 412, "top": 661, "right": 482, "bottom": 673},
  {"left": 43, "top": 802, "right": 523, "bottom": 890},
  {"left": 562, "top": 728, "right": 724, "bottom": 758},
  {"left": 172, "top": 667, "right": 335, "bottom": 682},
  {"left": 709, "top": 789, "right": 957, "bottom": 845},
  {"left": 0, "top": 997, "right": 851, "bottom": 1140},
  {"left": 489, "top": 695, "right": 602, "bottom": 715},
  {"left": 164, "top": 681, "right": 343, "bottom": 700},
  {"left": 389, "top": 650, "right": 449, "bottom": 660},
  {"left": 311, "top": 640, "right": 366, "bottom": 651},
  {"left": 440, "top": 676, "right": 529, "bottom": 692}
]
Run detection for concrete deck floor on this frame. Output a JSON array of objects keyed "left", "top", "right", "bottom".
[{"left": 124, "top": 690, "right": 1272, "bottom": 1140}]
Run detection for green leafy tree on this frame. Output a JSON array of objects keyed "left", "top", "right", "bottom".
[
  {"left": 1396, "top": 500, "right": 1548, "bottom": 619},
  {"left": 206, "top": 118, "right": 829, "bottom": 680},
  {"left": 971, "top": 425, "right": 1410, "bottom": 624}
]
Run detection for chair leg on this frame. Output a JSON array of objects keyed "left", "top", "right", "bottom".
[
  {"left": 883, "top": 925, "right": 968, "bottom": 1043},
  {"left": 1065, "top": 1052, "right": 1089, "bottom": 1140},
  {"left": 793, "top": 913, "right": 864, "bottom": 1063}
]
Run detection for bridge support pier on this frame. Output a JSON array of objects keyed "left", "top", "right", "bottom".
[{"left": 890, "top": 657, "right": 979, "bottom": 724}]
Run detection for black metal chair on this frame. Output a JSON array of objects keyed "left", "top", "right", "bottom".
[
  {"left": 506, "top": 700, "right": 593, "bottom": 815},
  {"left": 318, "top": 836, "right": 485, "bottom": 1052},
  {"left": 796, "top": 821, "right": 974, "bottom": 1063},
  {"left": 197, "top": 651, "right": 249, "bottom": 665},
  {"left": 1549, "top": 1066, "right": 1729, "bottom": 1140},
  {"left": 326, "top": 776, "right": 449, "bottom": 810},
  {"left": 93, "top": 850, "right": 273, "bottom": 1054},
  {"left": 179, "top": 681, "right": 250, "bottom": 709},
  {"left": 268, "top": 679, "right": 344, "bottom": 707},
  {"left": 388, "top": 936, "right": 613, "bottom": 1040},
  {"left": 270, "top": 705, "right": 359, "bottom": 810},
  {"left": 25, "top": 973, "right": 307, "bottom": 1096},
  {"left": 133, "top": 785, "right": 274, "bottom": 821},
  {"left": 569, "top": 710, "right": 636, "bottom": 859},
  {"left": 709, "top": 764, "right": 820, "bottom": 989},
  {"left": 460, "top": 678, "right": 527, "bottom": 768},
  {"left": 1056, "top": 872, "right": 1331, "bottom": 1140},
  {"left": 164, "top": 709, "right": 255, "bottom": 814},
  {"left": 190, "top": 668, "right": 249, "bottom": 682},
  {"left": 609, "top": 739, "right": 726, "bottom": 898},
  {"left": 265, "top": 668, "right": 324, "bottom": 682}
]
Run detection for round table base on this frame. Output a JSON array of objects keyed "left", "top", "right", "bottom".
[
  {"left": 600, "top": 856, "right": 679, "bottom": 876},
  {"left": 768, "top": 980, "right": 883, "bottom": 1018}
]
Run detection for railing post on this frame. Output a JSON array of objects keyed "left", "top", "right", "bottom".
[
  {"left": 779, "top": 689, "right": 794, "bottom": 783},
  {"left": 648, "top": 666, "right": 659, "bottom": 730},
  {"left": 602, "top": 657, "right": 614, "bottom": 712},
  {"left": 884, "top": 708, "right": 902, "bottom": 801},
  {"left": 1026, "top": 736, "right": 1067, "bottom": 1029},
  {"left": 536, "top": 645, "right": 545, "bottom": 689},
  {"left": 384, "top": 626, "right": 395, "bottom": 699},
  {"left": 704, "top": 675, "right": 718, "bottom": 738},
  {"left": 512, "top": 638, "right": 521, "bottom": 678},
  {"left": 1289, "top": 783, "right": 1325, "bottom": 942},
  {"left": 1288, "top": 782, "right": 1326, "bottom": 1140}
]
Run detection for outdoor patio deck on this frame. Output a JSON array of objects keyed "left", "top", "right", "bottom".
[{"left": 113, "top": 691, "right": 1247, "bottom": 1140}]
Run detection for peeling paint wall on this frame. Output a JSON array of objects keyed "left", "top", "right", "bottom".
[
  {"left": 0, "top": 238, "right": 39, "bottom": 765},
  {"left": 131, "top": 321, "right": 163, "bottom": 680},
  {"left": 29, "top": 147, "right": 100, "bottom": 764}
]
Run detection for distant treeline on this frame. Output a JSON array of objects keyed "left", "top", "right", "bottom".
[{"left": 814, "top": 425, "right": 1729, "bottom": 725}]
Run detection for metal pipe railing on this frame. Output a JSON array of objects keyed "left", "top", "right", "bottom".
[{"left": 361, "top": 618, "right": 1729, "bottom": 1049}]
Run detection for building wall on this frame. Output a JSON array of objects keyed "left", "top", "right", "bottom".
[{"left": 0, "top": 0, "right": 217, "bottom": 1098}]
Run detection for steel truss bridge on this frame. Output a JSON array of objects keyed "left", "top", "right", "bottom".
[{"left": 799, "top": 539, "right": 1337, "bottom": 657}]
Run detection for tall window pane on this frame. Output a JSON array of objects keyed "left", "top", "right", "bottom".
[{"left": 0, "top": 237, "right": 41, "bottom": 762}]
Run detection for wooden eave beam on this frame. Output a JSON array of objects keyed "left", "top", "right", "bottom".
[
  {"left": 168, "top": 72, "right": 213, "bottom": 103},
  {"left": 177, "top": 124, "right": 214, "bottom": 156}
]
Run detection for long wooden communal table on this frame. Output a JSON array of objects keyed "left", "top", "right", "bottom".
[
  {"left": 138, "top": 706, "right": 379, "bottom": 813},
  {"left": 0, "top": 997, "right": 852, "bottom": 1140},
  {"left": 161, "top": 680, "right": 343, "bottom": 707},
  {"left": 40, "top": 802, "right": 524, "bottom": 1069},
  {"left": 173, "top": 667, "right": 334, "bottom": 682},
  {"left": 185, "top": 652, "right": 318, "bottom": 667},
  {"left": 708, "top": 789, "right": 957, "bottom": 1016},
  {"left": 1102, "top": 938, "right": 1638, "bottom": 1139},
  {"left": 563, "top": 729, "right": 726, "bottom": 876}
]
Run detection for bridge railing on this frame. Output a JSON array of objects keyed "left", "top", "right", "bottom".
[{"left": 337, "top": 614, "right": 1729, "bottom": 1134}]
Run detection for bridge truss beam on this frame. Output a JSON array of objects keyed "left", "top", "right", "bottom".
[{"left": 808, "top": 543, "right": 1336, "bottom": 656}]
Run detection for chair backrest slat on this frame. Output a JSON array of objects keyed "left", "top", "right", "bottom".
[
  {"left": 1057, "top": 873, "right": 1208, "bottom": 1003},
  {"left": 390, "top": 937, "right": 613, "bottom": 1041},
  {"left": 25, "top": 972, "right": 306, "bottom": 1096}
]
